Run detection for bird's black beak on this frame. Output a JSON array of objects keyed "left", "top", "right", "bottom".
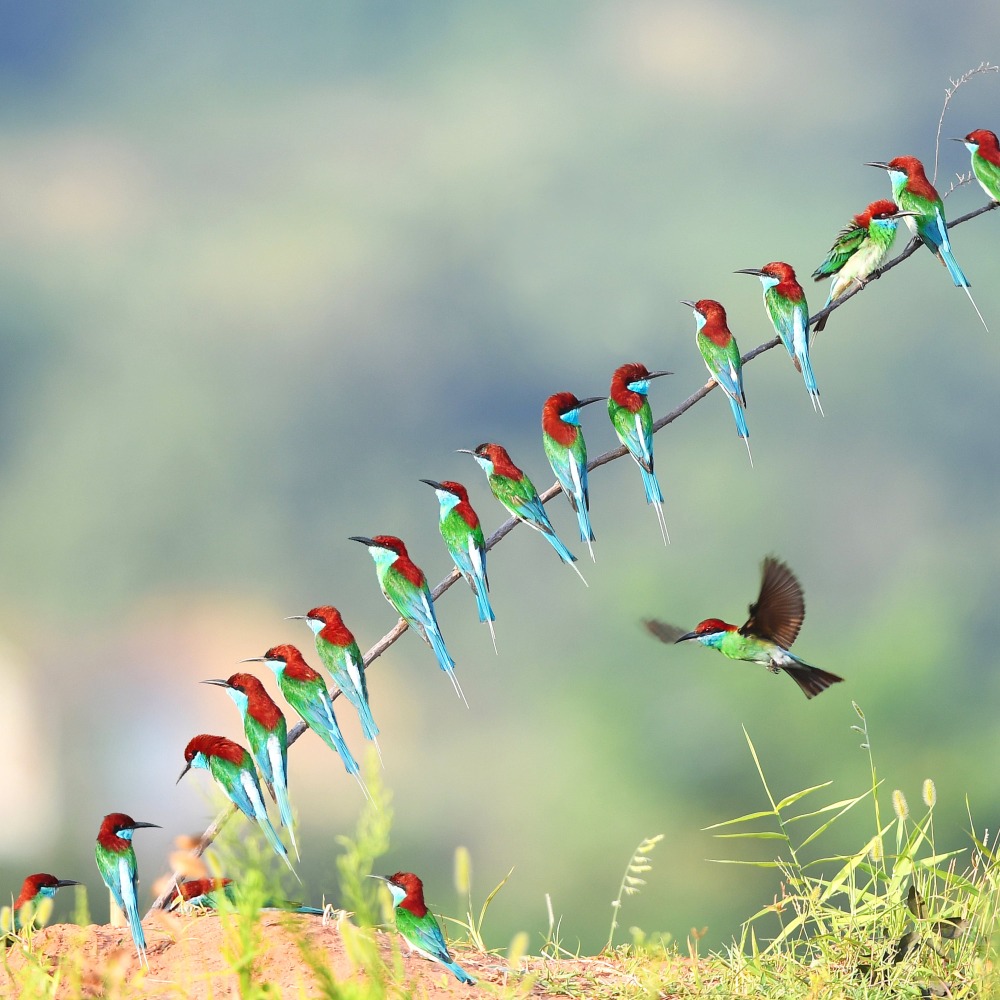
[
  {"left": 130, "top": 821, "right": 161, "bottom": 830},
  {"left": 674, "top": 631, "right": 698, "bottom": 644},
  {"left": 56, "top": 880, "right": 82, "bottom": 888},
  {"left": 177, "top": 762, "right": 192, "bottom": 784},
  {"left": 201, "top": 678, "right": 231, "bottom": 688},
  {"left": 349, "top": 535, "right": 376, "bottom": 546},
  {"left": 239, "top": 656, "right": 265, "bottom": 664},
  {"left": 734, "top": 268, "right": 764, "bottom": 277},
  {"left": 419, "top": 478, "right": 445, "bottom": 491},
  {"left": 284, "top": 615, "right": 306, "bottom": 621},
  {"left": 455, "top": 448, "right": 475, "bottom": 456},
  {"left": 864, "top": 160, "right": 890, "bottom": 170},
  {"left": 948, "top": 136, "right": 965, "bottom": 143},
  {"left": 680, "top": 299, "right": 697, "bottom": 309},
  {"left": 576, "top": 395, "right": 605, "bottom": 408},
  {"left": 648, "top": 371, "right": 673, "bottom": 380}
]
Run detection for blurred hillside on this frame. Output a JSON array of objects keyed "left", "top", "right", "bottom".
[{"left": 1, "top": 2, "right": 999, "bottom": 953}]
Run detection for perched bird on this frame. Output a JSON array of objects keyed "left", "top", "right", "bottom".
[
  {"left": 167, "top": 878, "right": 234, "bottom": 911},
  {"left": 241, "top": 645, "right": 367, "bottom": 792},
  {"left": 954, "top": 129, "right": 1000, "bottom": 203},
  {"left": 167, "top": 878, "right": 325, "bottom": 915},
  {"left": 287, "top": 606, "right": 382, "bottom": 755},
  {"left": 350, "top": 535, "right": 467, "bottom": 702},
  {"left": 867, "top": 155, "right": 987, "bottom": 329},
  {"left": 541, "top": 392, "right": 604, "bottom": 560},
  {"left": 8, "top": 874, "right": 80, "bottom": 936},
  {"left": 458, "top": 443, "right": 587, "bottom": 584},
  {"left": 811, "top": 200, "right": 917, "bottom": 332},
  {"left": 606, "top": 366, "right": 671, "bottom": 544},
  {"left": 178, "top": 734, "right": 297, "bottom": 876},
  {"left": 420, "top": 480, "right": 497, "bottom": 651},
  {"left": 736, "top": 263, "right": 821, "bottom": 413},
  {"left": 201, "top": 672, "right": 298, "bottom": 859},
  {"left": 372, "top": 871, "right": 475, "bottom": 985},
  {"left": 644, "top": 556, "right": 844, "bottom": 699},
  {"left": 684, "top": 299, "right": 752, "bottom": 466},
  {"left": 94, "top": 812, "right": 160, "bottom": 964}
]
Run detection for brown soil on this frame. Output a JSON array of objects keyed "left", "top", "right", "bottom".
[{"left": 0, "top": 913, "right": 649, "bottom": 999}]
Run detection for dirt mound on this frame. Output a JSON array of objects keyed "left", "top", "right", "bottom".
[{"left": 2, "top": 911, "right": 498, "bottom": 998}]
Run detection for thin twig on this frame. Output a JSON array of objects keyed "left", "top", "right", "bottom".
[
  {"left": 933, "top": 61, "right": 999, "bottom": 184},
  {"left": 146, "top": 195, "right": 996, "bottom": 917}
]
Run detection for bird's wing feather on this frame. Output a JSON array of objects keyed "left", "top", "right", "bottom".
[
  {"left": 741, "top": 556, "right": 804, "bottom": 648},
  {"left": 396, "top": 907, "right": 453, "bottom": 964},
  {"left": 642, "top": 619, "right": 689, "bottom": 644},
  {"left": 812, "top": 222, "right": 867, "bottom": 279}
]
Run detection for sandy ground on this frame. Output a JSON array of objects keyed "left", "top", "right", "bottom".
[{"left": 0, "top": 912, "right": 653, "bottom": 999}]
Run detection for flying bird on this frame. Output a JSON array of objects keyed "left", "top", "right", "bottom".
[{"left": 644, "top": 556, "right": 844, "bottom": 699}]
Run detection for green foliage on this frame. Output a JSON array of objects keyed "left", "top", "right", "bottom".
[
  {"left": 335, "top": 750, "right": 393, "bottom": 927},
  {"left": 701, "top": 703, "right": 1000, "bottom": 997},
  {"left": 604, "top": 834, "right": 664, "bottom": 952},
  {"left": 445, "top": 846, "right": 515, "bottom": 952}
]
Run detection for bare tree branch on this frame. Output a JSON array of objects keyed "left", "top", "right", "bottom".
[{"left": 146, "top": 195, "right": 996, "bottom": 916}]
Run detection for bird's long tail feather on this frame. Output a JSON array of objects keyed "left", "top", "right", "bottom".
[
  {"left": 797, "top": 350, "right": 824, "bottom": 416},
  {"left": 727, "top": 396, "right": 753, "bottom": 467},
  {"left": 780, "top": 662, "right": 845, "bottom": 699}
]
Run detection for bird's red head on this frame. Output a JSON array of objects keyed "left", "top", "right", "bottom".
[
  {"left": 544, "top": 391, "right": 583, "bottom": 417},
  {"left": 886, "top": 156, "right": 938, "bottom": 199},
  {"left": 370, "top": 534, "right": 407, "bottom": 557},
  {"left": 225, "top": 672, "right": 283, "bottom": 728},
  {"left": 306, "top": 605, "right": 343, "bottom": 628},
  {"left": 886, "top": 155, "right": 925, "bottom": 177},
  {"left": 965, "top": 128, "right": 1000, "bottom": 163},
  {"left": 307, "top": 605, "right": 356, "bottom": 647},
  {"left": 14, "top": 874, "right": 73, "bottom": 909},
  {"left": 184, "top": 734, "right": 245, "bottom": 766},
  {"left": 543, "top": 392, "right": 584, "bottom": 442},
  {"left": 474, "top": 443, "right": 522, "bottom": 479},
  {"left": 855, "top": 199, "right": 901, "bottom": 228},
  {"left": 97, "top": 812, "right": 159, "bottom": 847},
  {"left": 609, "top": 363, "right": 653, "bottom": 408},
  {"left": 760, "top": 262, "right": 803, "bottom": 300},
  {"left": 387, "top": 871, "right": 428, "bottom": 915},
  {"left": 691, "top": 299, "right": 727, "bottom": 323},
  {"left": 263, "top": 643, "right": 320, "bottom": 682},
  {"left": 98, "top": 813, "right": 140, "bottom": 840},
  {"left": 692, "top": 618, "right": 735, "bottom": 636},
  {"left": 263, "top": 644, "right": 298, "bottom": 666},
  {"left": 438, "top": 481, "right": 471, "bottom": 503},
  {"left": 178, "top": 878, "right": 232, "bottom": 901}
]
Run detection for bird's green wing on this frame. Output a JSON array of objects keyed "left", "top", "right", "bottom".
[{"left": 812, "top": 221, "right": 867, "bottom": 279}]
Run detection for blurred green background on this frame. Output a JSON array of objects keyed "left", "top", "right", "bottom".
[{"left": 1, "top": 1, "right": 999, "bottom": 955}]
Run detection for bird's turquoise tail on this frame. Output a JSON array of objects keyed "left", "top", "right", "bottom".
[
  {"left": 797, "top": 350, "right": 823, "bottom": 416},
  {"left": 472, "top": 577, "right": 495, "bottom": 624},
  {"left": 640, "top": 465, "right": 663, "bottom": 505},
  {"left": 727, "top": 395, "right": 749, "bottom": 440},
  {"left": 727, "top": 396, "right": 753, "bottom": 467},
  {"left": 939, "top": 244, "right": 969, "bottom": 287},
  {"left": 446, "top": 959, "right": 476, "bottom": 985},
  {"left": 356, "top": 695, "right": 381, "bottom": 744},
  {"left": 272, "top": 771, "right": 299, "bottom": 860}
]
